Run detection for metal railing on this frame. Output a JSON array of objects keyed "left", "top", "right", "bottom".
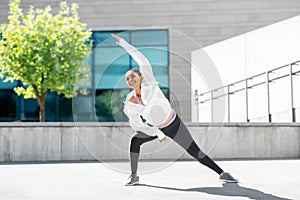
[{"left": 194, "top": 60, "right": 300, "bottom": 122}]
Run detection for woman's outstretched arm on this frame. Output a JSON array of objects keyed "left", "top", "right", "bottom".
[{"left": 112, "top": 34, "right": 156, "bottom": 83}]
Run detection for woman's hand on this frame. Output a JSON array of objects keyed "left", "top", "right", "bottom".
[
  {"left": 112, "top": 33, "right": 122, "bottom": 42},
  {"left": 159, "top": 136, "right": 167, "bottom": 143}
]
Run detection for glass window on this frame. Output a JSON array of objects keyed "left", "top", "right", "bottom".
[
  {"left": 44, "top": 92, "right": 58, "bottom": 121},
  {"left": 131, "top": 30, "right": 169, "bottom": 46},
  {"left": 93, "top": 31, "right": 129, "bottom": 48},
  {"left": 92, "top": 30, "right": 169, "bottom": 90},
  {"left": 24, "top": 98, "right": 39, "bottom": 121},
  {"left": 23, "top": 93, "right": 59, "bottom": 122},
  {"left": 0, "top": 90, "right": 17, "bottom": 121},
  {"left": 130, "top": 47, "right": 169, "bottom": 87},
  {"left": 0, "top": 79, "right": 18, "bottom": 89},
  {"left": 95, "top": 89, "right": 129, "bottom": 122},
  {"left": 94, "top": 47, "right": 131, "bottom": 89},
  {"left": 58, "top": 96, "right": 73, "bottom": 121},
  {"left": 130, "top": 47, "right": 169, "bottom": 67}
]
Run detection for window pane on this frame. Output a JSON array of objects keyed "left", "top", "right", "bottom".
[
  {"left": 0, "top": 79, "right": 18, "bottom": 89},
  {"left": 152, "top": 64, "right": 169, "bottom": 87},
  {"left": 94, "top": 47, "right": 129, "bottom": 66},
  {"left": 23, "top": 93, "right": 59, "bottom": 121},
  {"left": 72, "top": 95, "right": 93, "bottom": 122},
  {"left": 44, "top": 92, "right": 58, "bottom": 121},
  {"left": 0, "top": 90, "right": 17, "bottom": 121},
  {"left": 131, "top": 30, "right": 168, "bottom": 46},
  {"left": 94, "top": 47, "right": 130, "bottom": 89},
  {"left": 92, "top": 31, "right": 129, "bottom": 47},
  {"left": 131, "top": 46, "right": 169, "bottom": 67},
  {"left": 95, "top": 89, "right": 129, "bottom": 122},
  {"left": 96, "top": 65, "right": 129, "bottom": 89},
  {"left": 130, "top": 47, "right": 169, "bottom": 87},
  {"left": 24, "top": 99, "right": 39, "bottom": 121},
  {"left": 58, "top": 96, "right": 73, "bottom": 121}
]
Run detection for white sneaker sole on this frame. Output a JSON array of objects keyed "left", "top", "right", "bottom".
[
  {"left": 220, "top": 179, "right": 238, "bottom": 183},
  {"left": 125, "top": 181, "right": 139, "bottom": 186}
]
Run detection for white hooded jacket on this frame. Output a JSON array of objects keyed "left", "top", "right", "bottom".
[{"left": 119, "top": 38, "right": 173, "bottom": 140}]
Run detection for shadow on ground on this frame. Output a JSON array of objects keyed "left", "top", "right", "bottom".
[{"left": 137, "top": 182, "right": 292, "bottom": 200}]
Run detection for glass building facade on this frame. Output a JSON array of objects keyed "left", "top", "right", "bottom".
[{"left": 0, "top": 29, "right": 169, "bottom": 122}]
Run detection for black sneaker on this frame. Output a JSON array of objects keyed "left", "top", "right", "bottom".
[
  {"left": 125, "top": 174, "right": 139, "bottom": 186},
  {"left": 219, "top": 172, "right": 238, "bottom": 183}
]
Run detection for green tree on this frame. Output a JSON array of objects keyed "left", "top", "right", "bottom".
[{"left": 0, "top": 0, "right": 92, "bottom": 121}]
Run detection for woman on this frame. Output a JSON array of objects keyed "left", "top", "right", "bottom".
[{"left": 111, "top": 34, "right": 237, "bottom": 186}]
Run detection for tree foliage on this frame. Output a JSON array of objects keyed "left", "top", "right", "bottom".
[{"left": 0, "top": 0, "right": 92, "bottom": 121}]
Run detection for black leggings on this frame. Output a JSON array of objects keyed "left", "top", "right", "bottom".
[{"left": 129, "top": 115, "right": 223, "bottom": 175}]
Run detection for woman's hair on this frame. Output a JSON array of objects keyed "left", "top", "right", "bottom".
[{"left": 130, "top": 69, "right": 142, "bottom": 77}]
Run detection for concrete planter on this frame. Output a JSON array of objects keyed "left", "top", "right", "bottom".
[{"left": 0, "top": 122, "right": 299, "bottom": 162}]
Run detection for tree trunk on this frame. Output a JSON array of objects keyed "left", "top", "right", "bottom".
[
  {"left": 39, "top": 100, "right": 45, "bottom": 122},
  {"left": 36, "top": 92, "right": 47, "bottom": 122},
  {"left": 33, "top": 84, "right": 47, "bottom": 122}
]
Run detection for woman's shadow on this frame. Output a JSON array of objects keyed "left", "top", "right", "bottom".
[{"left": 137, "top": 182, "right": 292, "bottom": 200}]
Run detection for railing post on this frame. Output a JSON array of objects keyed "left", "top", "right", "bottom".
[
  {"left": 266, "top": 71, "right": 272, "bottom": 122},
  {"left": 227, "top": 85, "right": 230, "bottom": 122},
  {"left": 210, "top": 90, "right": 213, "bottom": 122},
  {"left": 245, "top": 78, "right": 249, "bottom": 122},
  {"left": 195, "top": 89, "right": 199, "bottom": 122},
  {"left": 289, "top": 64, "right": 296, "bottom": 122}
]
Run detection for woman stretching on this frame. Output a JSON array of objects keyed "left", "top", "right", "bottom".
[{"left": 111, "top": 34, "right": 237, "bottom": 186}]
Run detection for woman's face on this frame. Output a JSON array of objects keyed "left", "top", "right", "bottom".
[{"left": 125, "top": 70, "right": 143, "bottom": 90}]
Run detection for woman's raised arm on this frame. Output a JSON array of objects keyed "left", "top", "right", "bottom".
[{"left": 112, "top": 34, "right": 156, "bottom": 83}]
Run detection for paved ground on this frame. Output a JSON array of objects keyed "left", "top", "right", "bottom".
[{"left": 0, "top": 159, "right": 299, "bottom": 200}]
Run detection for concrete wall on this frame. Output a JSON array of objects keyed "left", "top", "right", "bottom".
[
  {"left": 0, "top": 122, "right": 299, "bottom": 162},
  {"left": 1, "top": 0, "right": 300, "bottom": 121}
]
